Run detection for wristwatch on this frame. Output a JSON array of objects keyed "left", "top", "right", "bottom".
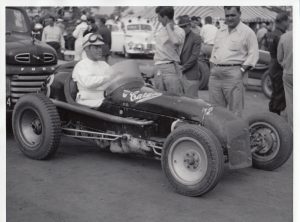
[{"left": 240, "top": 67, "right": 246, "bottom": 73}]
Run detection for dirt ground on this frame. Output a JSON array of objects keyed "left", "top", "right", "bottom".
[{"left": 6, "top": 77, "right": 292, "bottom": 222}]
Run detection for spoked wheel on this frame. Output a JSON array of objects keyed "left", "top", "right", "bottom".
[
  {"left": 261, "top": 71, "right": 272, "bottom": 99},
  {"left": 198, "top": 60, "right": 210, "bottom": 90},
  {"left": 162, "top": 125, "right": 224, "bottom": 197},
  {"left": 248, "top": 112, "right": 292, "bottom": 171},
  {"left": 12, "top": 94, "right": 61, "bottom": 160},
  {"left": 18, "top": 109, "right": 44, "bottom": 147}
]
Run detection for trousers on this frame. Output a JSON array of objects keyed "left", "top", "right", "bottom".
[
  {"left": 283, "top": 73, "right": 293, "bottom": 129},
  {"left": 268, "top": 59, "right": 286, "bottom": 115},
  {"left": 208, "top": 65, "right": 245, "bottom": 117},
  {"left": 154, "top": 62, "right": 184, "bottom": 96},
  {"left": 182, "top": 75, "right": 199, "bottom": 98}
]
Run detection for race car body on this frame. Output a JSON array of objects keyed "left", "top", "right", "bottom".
[{"left": 12, "top": 60, "right": 292, "bottom": 197}]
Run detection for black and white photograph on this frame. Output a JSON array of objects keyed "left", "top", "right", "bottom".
[{"left": 3, "top": 1, "right": 298, "bottom": 221}]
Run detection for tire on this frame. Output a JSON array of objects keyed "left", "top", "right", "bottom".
[
  {"left": 198, "top": 60, "right": 210, "bottom": 90},
  {"left": 12, "top": 93, "right": 61, "bottom": 160},
  {"left": 123, "top": 47, "right": 131, "bottom": 58},
  {"left": 261, "top": 70, "right": 272, "bottom": 99},
  {"left": 247, "top": 112, "right": 292, "bottom": 171},
  {"left": 161, "top": 125, "right": 224, "bottom": 196}
]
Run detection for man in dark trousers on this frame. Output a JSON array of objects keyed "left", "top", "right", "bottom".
[
  {"left": 266, "top": 12, "right": 290, "bottom": 115},
  {"left": 97, "top": 17, "right": 112, "bottom": 63},
  {"left": 178, "top": 15, "right": 202, "bottom": 98}
]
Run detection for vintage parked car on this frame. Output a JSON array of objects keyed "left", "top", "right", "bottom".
[
  {"left": 6, "top": 7, "right": 57, "bottom": 112},
  {"left": 107, "top": 17, "right": 155, "bottom": 58},
  {"left": 12, "top": 60, "right": 292, "bottom": 197}
]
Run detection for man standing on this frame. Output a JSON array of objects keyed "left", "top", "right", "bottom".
[
  {"left": 97, "top": 17, "right": 112, "bottom": 63},
  {"left": 153, "top": 6, "right": 185, "bottom": 95},
  {"left": 277, "top": 30, "right": 293, "bottom": 129},
  {"left": 200, "top": 16, "right": 218, "bottom": 57},
  {"left": 73, "top": 15, "right": 89, "bottom": 61},
  {"left": 190, "top": 16, "right": 202, "bottom": 36},
  {"left": 178, "top": 15, "right": 202, "bottom": 98},
  {"left": 266, "top": 13, "right": 290, "bottom": 115},
  {"left": 42, "top": 16, "right": 65, "bottom": 58},
  {"left": 209, "top": 6, "right": 259, "bottom": 117},
  {"left": 256, "top": 23, "right": 268, "bottom": 49}
]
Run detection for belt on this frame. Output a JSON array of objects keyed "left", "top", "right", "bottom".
[
  {"left": 212, "top": 63, "right": 241, "bottom": 67},
  {"left": 156, "top": 61, "right": 175, "bottom": 65}
]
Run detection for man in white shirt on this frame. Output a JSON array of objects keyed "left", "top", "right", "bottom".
[
  {"left": 73, "top": 15, "right": 89, "bottom": 61},
  {"left": 42, "top": 16, "right": 65, "bottom": 57},
  {"left": 72, "top": 33, "right": 118, "bottom": 108},
  {"left": 256, "top": 23, "right": 268, "bottom": 49},
  {"left": 200, "top": 16, "right": 218, "bottom": 57},
  {"left": 153, "top": 6, "right": 185, "bottom": 96},
  {"left": 209, "top": 6, "right": 259, "bottom": 117}
]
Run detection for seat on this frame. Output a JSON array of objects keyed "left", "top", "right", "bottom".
[{"left": 64, "top": 73, "right": 78, "bottom": 105}]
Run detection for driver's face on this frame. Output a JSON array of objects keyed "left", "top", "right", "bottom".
[
  {"left": 225, "top": 7, "right": 241, "bottom": 29},
  {"left": 86, "top": 45, "right": 103, "bottom": 61}
]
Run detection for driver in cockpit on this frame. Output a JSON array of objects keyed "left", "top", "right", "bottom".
[{"left": 72, "top": 33, "right": 118, "bottom": 108}]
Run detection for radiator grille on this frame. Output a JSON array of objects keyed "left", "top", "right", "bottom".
[
  {"left": 43, "top": 53, "right": 55, "bottom": 63},
  {"left": 15, "top": 53, "right": 30, "bottom": 63},
  {"left": 10, "top": 74, "right": 50, "bottom": 104}
]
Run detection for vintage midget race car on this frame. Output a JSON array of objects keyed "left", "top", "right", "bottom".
[{"left": 12, "top": 60, "right": 292, "bottom": 197}]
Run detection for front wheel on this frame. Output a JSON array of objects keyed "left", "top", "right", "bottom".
[
  {"left": 248, "top": 112, "right": 292, "bottom": 171},
  {"left": 12, "top": 94, "right": 61, "bottom": 160},
  {"left": 161, "top": 125, "right": 224, "bottom": 196}
]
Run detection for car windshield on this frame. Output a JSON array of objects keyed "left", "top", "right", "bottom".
[
  {"left": 127, "top": 24, "right": 140, "bottom": 31},
  {"left": 105, "top": 60, "right": 145, "bottom": 95},
  {"left": 127, "top": 24, "right": 152, "bottom": 31},
  {"left": 6, "top": 8, "right": 29, "bottom": 33}
]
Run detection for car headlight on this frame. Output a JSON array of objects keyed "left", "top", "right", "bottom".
[{"left": 128, "top": 42, "right": 134, "bottom": 47}]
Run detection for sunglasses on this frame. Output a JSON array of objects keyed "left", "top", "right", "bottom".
[{"left": 83, "top": 34, "right": 104, "bottom": 46}]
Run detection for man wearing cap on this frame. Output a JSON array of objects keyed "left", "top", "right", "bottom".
[
  {"left": 42, "top": 16, "right": 65, "bottom": 57},
  {"left": 266, "top": 12, "right": 290, "bottom": 115},
  {"left": 154, "top": 6, "right": 185, "bottom": 96},
  {"left": 209, "top": 6, "right": 259, "bottom": 117},
  {"left": 96, "top": 17, "right": 112, "bottom": 63},
  {"left": 190, "top": 16, "right": 202, "bottom": 36},
  {"left": 72, "top": 33, "right": 118, "bottom": 107},
  {"left": 178, "top": 15, "right": 202, "bottom": 98},
  {"left": 73, "top": 15, "right": 89, "bottom": 61}
]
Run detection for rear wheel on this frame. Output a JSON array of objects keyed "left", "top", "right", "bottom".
[
  {"left": 123, "top": 47, "right": 131, "bottom": 58},
  {"left": 12, "top": 94, "right": 61, "bottom": 160},
  {"left": 198, "top": 60, "right": 210, "bottom": 90},
  {"left": 261, "top": 71, "right": 272, "bottom": 99},
  {"left": 162, "top": 125, "right": 224, "bottom": 196},
  {"left": 248, "top": 112, "right": 292, "bottom": 171}
]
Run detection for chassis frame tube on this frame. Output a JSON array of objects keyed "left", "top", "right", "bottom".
[{"left": 51, "top": 99, "right": 154, "bottom": 126}]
